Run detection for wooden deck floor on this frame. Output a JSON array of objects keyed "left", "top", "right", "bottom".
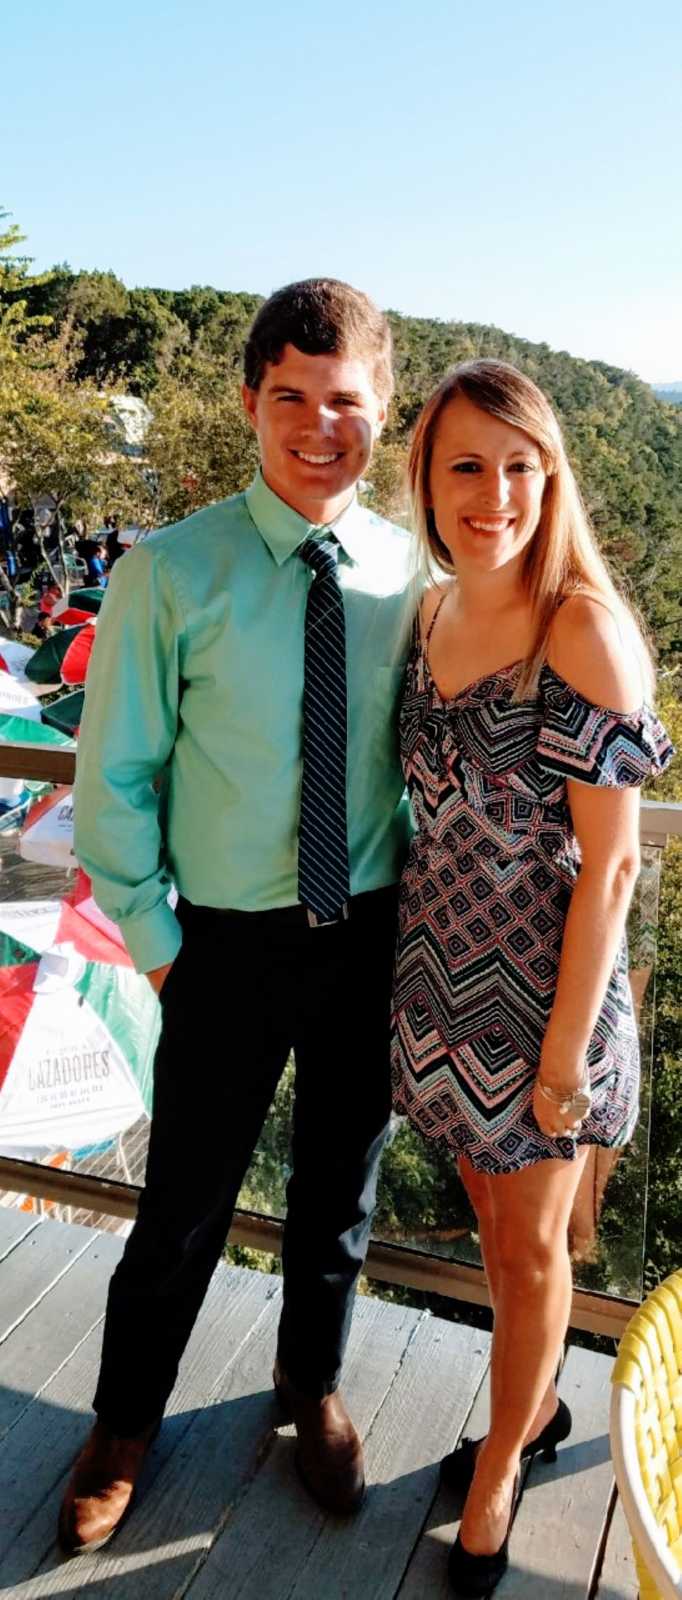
[{"left": 0, "top": 1208, "right": 637, "bottom": 1599}]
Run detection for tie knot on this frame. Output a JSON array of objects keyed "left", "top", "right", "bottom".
[{"left": 298, "top": 536, "right": 339, "bottom": 579}]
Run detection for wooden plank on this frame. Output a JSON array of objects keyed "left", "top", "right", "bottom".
[
  {"left": 183, "top": 1296, "right": 425, "bottom": 1600},
  {"left": 0, "top": 1206, "right": 41, "bottom": 1258},
  {"left": 0, "top": 745, "right": 76, "bottom": 784},
  {"left": 496, "top": 1346, "right": 615, "bottom": 1599},
  {"left": 398, "top": 1343, "right": 615, "bottom": 1600},
  {"left": 31, "top": 1282, "right": 287, "bottom": 1600},
  {"left": 0, "top": 1217, "right": 94, "bottom": 1345},
  {"left": 398, "top": 1343, "right": 492, "bottom": 1599},
  {"left": 596, "top": 1493, "right": 638, "bottom": 1599},
  {"left": 0, "top": 1230, "right": 124, "bottom": 1444},
  {"left": 285, "top": 1314, "right": 492, "bottom": 1600},
  {"left": 4, "top": 1260, "right": 281, "bottom": 1594}
]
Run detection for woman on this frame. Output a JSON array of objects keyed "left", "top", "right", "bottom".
[{"left": 390, "top": 360, "right": 673, "bottom": 1596}]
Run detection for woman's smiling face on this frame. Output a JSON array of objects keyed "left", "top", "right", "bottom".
[{"left": 427, "top": 394, "right": 547, "bottom": 576}]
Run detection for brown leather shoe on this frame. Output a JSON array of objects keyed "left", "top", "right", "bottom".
[
  {"left": 273, "top": 1360, "right": 365, "bottom": 1515},
  {"left": 57, "top": 1417, "right": 160, "bottom": 1554}
]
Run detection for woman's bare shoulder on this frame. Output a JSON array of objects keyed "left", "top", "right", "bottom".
[{"left": 546, "top": 593, "right": 644, "bottom": 713}]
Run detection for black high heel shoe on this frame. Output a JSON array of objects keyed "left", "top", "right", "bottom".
[
  {"left": 440, "top": 1398, "right": 572, "bottom": 1493},
  {"left": 448, "top": 1470, "right": 521, "bottom": 1597}
]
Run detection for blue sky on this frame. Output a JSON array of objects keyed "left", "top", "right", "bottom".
[{"left": 6, "top": 0, "right": 682, "bottom": 381}]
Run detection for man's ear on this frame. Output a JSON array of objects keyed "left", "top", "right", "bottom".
[
  {"left": 374, "top": 400, "right": 387, "bottom": 438},
  {"left": 241, "top": 382, "right": 258, "bottom": 430}
]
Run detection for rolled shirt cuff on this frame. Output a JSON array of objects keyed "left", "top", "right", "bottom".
[{"left": 118, "top": 899, "right": 183, "bottom": 974}]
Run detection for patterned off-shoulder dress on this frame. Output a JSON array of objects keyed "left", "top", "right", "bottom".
[{"left": 391, "top": 606, "right": 674, "bottom": 1173}]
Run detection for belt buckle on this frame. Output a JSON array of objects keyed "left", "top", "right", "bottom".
[{"left": 306, "top": 902, "right": 350, "bottom": 928}]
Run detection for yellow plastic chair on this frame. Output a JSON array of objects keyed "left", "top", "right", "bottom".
[{"left": 610, "top": 1269, "right": 682, "bottom": 1598}]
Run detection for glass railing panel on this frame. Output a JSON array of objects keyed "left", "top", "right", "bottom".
[
  {"left": 0, "top": 766, "right": 666, "bottom": 1304},
  {"left": 239, "top": 846, "right": 665, "bottom": 1302}
]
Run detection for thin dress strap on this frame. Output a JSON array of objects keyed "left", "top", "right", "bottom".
[{"left": 423, "top": 590, "right": 448, "bottom": 651}]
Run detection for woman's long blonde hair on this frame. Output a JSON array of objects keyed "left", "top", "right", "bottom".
[{"left": 408, "top": 359, "right": 654, "bottom": 698}]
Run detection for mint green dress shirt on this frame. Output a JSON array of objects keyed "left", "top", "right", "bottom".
[{"left": 73, "top": 472, "right": 415, "bottom": 972}]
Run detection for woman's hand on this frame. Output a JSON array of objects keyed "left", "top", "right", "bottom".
[{"left": 533, "top": 1050, "right": 590, "bottom": 1140}]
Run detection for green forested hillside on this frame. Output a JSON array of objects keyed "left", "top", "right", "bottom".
[{"left": 14, "top": 265, "right": 682, "bottom": 666}]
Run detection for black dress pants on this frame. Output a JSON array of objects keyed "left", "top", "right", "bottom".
[{"left": 93, "top": 886, "right": 397, "bottom": 1434}]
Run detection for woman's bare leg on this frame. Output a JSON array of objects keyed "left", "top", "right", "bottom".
[
  {"left": 459, "top": 1150, "right": 588, "bottom": 1555},
  {"left": 458, "top": 1156, "right": 562, "bottom": 1448}
]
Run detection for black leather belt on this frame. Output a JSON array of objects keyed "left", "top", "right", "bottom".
[
  {"left": 177, "top": 897, "right": 350, "bottom": 930},
  {"left": 177, "top": 889, "right": 396, "bottom": 931}
]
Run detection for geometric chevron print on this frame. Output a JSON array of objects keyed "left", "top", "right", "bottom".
[{"left": 391, "top": 628, "right": 674, "bottom": 1173}]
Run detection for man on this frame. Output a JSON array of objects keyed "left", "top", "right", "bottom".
[{"left": 60, "top": 278, "right": 413, "bottom": 1553}]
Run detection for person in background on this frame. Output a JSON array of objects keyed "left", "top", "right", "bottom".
[
  {"left": 391, "top": 359, "right": 673, "bottom": 1597},
  {"left": 33, "top": 578, "right": 62, "bottom": 638},
  {"left": 84, "top": 539, "right": 108, "bottom": 587},
  {"left": 61, "top": 279, "right": 414, "bottom": 1553},
  {"left": 104, "top": 515, "right": 124, "bottom": 569}
]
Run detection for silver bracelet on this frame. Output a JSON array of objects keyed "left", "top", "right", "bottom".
[{"left": 536, "top": 1071, "right": 592, "bottom": 1121}]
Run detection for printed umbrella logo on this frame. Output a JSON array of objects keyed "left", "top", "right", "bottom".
[{"left": 0, "top": 899, "right": 159, "bottom": 1158}]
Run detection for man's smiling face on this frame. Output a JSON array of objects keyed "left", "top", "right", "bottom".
[{"left": 242, "top": 344, "right": 386, "bottom": 523}]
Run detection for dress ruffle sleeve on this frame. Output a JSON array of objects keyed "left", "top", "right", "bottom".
[{"left": 537, "top": 667, "right": 675, "bottom": 788}]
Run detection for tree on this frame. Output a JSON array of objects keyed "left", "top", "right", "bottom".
[
  {"left": 361, "top": 440, "right": 410, "bottom": 524},
  {"left": 0, "top": 209, "right": 53, "bottom": 366},
  {"left": 144, "top": 367, "right": 259, "bottom": 524},
  {"left": 0, "top": 349, "right": 141, "bottom": 609}
]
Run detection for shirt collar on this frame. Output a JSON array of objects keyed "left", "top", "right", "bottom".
[{"left": 245, "top": 468, "right": 366, "bottom": 568}]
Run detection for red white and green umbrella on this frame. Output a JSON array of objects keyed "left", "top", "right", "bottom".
[
  {"left": 0, "top": 639, "right": 35, "bottom": 679},
  {"left": 60, "top": 618, "right": 96, "bottom": 685},
  {"left": 0, "top": 713, "right": 75, "bottom": 753},
  {"left": 20, "top": 787, "right": 76, "bottom": 870},
  {"left": 41, "top": 691, "right": 85, "bottom": 737},
  {"left": 0, "top": 669, "right": 42, "bottom": 723},
  {"left": 0, "top": 886, "right": 159, "bottom": 1157},
  {"left": 67, "top": 588, "right": 104, "bottom": 614},
  {"left": 0, "top": 636, "right": 59, "bottom": 697},
  {"left": 24, "top": 626, "right": 87, "bottom": 687}
]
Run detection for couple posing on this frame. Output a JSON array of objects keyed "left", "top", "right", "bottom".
[{"left": 65, "top": 280, "right": 672, "bottom": 1594}]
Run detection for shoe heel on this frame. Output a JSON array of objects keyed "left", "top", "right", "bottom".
[{"left": 542, "top": 1444, "right": 557, "bottom": 1464}]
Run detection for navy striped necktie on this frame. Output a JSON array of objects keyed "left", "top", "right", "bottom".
[{"left": 297, "top": 536, "right": 350, "bottom": 924}]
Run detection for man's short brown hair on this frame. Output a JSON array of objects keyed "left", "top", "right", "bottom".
[{"left": 243, "top": 278, "right": 394, "bottom": 404}]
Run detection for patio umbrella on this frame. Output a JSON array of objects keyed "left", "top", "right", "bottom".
[
  {"left": 0, "top": 712, "right": 75, "bottom": 752},
  {"left": 41, "top": 690, "right": 84, "bottom": 737},
  {"left": 0, "top": 637, "right": 59, "bottom": 699},
  {"left": 0, "top": 639, "right": 34, "bottom": 677},
  {"left": 20, "top": 787, "right": 76, "bottom": 870},
  {"left": 48, "top": 606, "right": 94, "bottom": 629},
  {"left": 60, "top": 619, "right": 96, "bottom": 685},
  {"left": 0, "top": 669, "right": 42, "bottom": 723},
  {"left": 68, "top": 588, "right": 104, "bottom": 614},
  {"left": 24, "top": 626, "right": 87, "bottom": 686},
  {"left": 0, "top": 893, "right": 159, "bottom": 1157},
  {"left": 63, "top": 868, "right": 133, "bottom": 966}
]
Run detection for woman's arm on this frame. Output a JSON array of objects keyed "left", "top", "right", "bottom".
[{"left": 534, "top": 596, "right": 643, "bottom": 1134}]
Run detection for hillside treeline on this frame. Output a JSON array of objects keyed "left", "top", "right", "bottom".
[{"left": 13, "top": 263, "right": 682, "bottom": 668}]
